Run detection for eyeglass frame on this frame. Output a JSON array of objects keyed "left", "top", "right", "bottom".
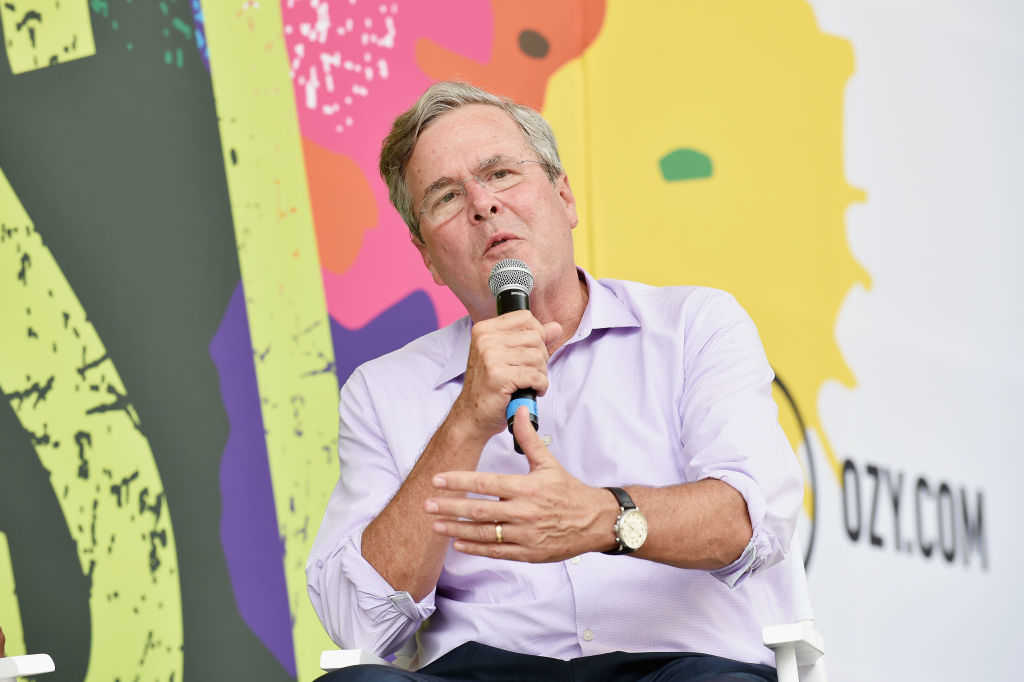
[{"left": 415, "top": 156, "right": 552, "bottom": 229}]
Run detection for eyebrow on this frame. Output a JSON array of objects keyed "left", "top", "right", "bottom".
[
  {"left": 474, "top": 154, "right": 508, "bottom": 174},
  {"left": 421, "top": 176, "right": 457, "bottom": 203},
  {"left": 420, "top": 154, "right": 514, "bottom": 203}
]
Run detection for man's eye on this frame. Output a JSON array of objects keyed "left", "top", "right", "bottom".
[
  {"left": 491, "top": 169, "right": 511, "bottom": 180},
  {"left": 437, "top": 190, "right": 458, "bottom": 205}
]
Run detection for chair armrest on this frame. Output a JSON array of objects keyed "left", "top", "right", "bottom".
[
  {"left": 0, "top": 653, "right": 56, "bottom": 679},
  {"left": 763, "top": 620, "right": 827, "bottom": 682},
  {"left": 763, "top": 620, "right": 824, "bottom": 662},
  {"left": 320, "top": 649, "right": 390, "bottom": 671}
]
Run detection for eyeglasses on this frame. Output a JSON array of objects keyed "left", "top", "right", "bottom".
[{"left": 417, "top": 158, "right": 547, "bottom": 227}]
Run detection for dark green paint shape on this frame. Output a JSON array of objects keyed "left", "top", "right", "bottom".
[
  {"left": 659, "top": 148, "right": 713, "bottom": 181},
  {"left": 518, "top": 29, "right": 549, "bottom": 58},
  {"left": 0, "top": 400, "right": 92, "bottom": 682}
]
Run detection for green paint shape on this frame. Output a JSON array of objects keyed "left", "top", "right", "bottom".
[
  {"left": 175, "top": 47, "right": 183, "bottom": 68},
  {"left": 172, "top": 17, "right": 192, "bottom": 40},
  {"left": 160, "top": 1, "right": 168, "bottom": 15},
  {"left": 164, "top": 50, "right": 172, "bottom": 64},
  {"left": 659, "top": 148, "right": 713, "bottom": 181}
]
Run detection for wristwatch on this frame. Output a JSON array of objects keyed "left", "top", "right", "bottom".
[{"left": 602, "top": 487, "right": 648, "bottom": 555}]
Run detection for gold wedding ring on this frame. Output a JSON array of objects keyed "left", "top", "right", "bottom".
[{"left": 495, "top": 523, "right": 504, "bottom": 543}]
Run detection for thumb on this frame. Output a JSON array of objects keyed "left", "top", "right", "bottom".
[
  {"left": 513, "top": 406, "right": 554, "bottom": 470},
  {"left": 542, "top": 321, "right": 563, "bottom": 354}
]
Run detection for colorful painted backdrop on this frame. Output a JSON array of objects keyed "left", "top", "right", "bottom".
[{"left": 1, "top": 1, "right": 1018, "bottom": 680}]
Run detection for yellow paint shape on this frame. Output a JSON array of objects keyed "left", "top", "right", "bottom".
[
  {"left": 546, "top": 0, "right": 867, "bottom": 489},
  {"left": 0, "top": 168, "right": 182, "bottom": 680},
  {"left": 201, "top": 2, "right": 339, "bottom": 678},
  {"left": 1, "top": 0, "right": 95, "bottom": 74},
  {"left": 0, "top": 531, "right": 28, "bottom": 671}
]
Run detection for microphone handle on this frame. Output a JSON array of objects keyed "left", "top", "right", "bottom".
[{"left": 496, "top": 289, "right": 539, "bottom": 453}]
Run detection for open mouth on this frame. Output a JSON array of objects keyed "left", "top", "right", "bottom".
[{"left": 485, "top": 234, "right": 519, "bottom": 254}]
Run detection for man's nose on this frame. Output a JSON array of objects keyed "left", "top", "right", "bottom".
[{"left": 466, "top": 179, "right": 500, "bottom": 223}]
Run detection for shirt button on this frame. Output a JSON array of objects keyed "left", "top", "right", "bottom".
[
  {"left": 582, "top": 629, "right": 594, "bottom": 641},
  {"left": 570, "top": 557, "right": 581, "bottom": 565},
  {"left": 316, "top": 560, "right": 324, "bottom": 569}
]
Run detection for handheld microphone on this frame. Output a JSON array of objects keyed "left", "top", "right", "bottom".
[{"left": 488, "top": 258, "right": 538, "bottom": 453}]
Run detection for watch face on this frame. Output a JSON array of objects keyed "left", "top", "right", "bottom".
[{"left": 618, "top": 509, "right": 648, "bottom": 549}]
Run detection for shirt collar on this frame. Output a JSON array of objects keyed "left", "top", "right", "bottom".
[{"left": 434, "top": 268, "right": 640, "bottom": 388}]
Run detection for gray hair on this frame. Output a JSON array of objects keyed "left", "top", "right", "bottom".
[{"left": 379, "top": 81, "right": 564, "bottom": 243}]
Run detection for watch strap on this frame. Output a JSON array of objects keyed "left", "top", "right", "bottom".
[
  {"left": 605, "top": 486, "right": 636, "bottom": 511},
  {"left": 602, "top": 487, "right": 637, "bottom": 555}
]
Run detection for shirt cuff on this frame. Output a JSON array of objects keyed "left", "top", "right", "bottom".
[
  {"left": 709, "top": 530, "right": 768, "bottom": 588},
  {"left": 340, "top": 530, "right": 437, "bottom": 626},
  {"left": 704, "top": 471, "right": 770, "bottom": 588}
]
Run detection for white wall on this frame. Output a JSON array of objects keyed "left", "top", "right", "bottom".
[{"left": 805, "top": 1, "right": 1022, "bottom": 678}]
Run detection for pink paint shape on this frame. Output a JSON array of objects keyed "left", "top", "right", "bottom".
[{"left": 281, "top": 0, "right": 493, "bottom": 328}]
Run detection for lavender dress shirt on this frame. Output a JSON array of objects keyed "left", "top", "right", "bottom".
[{"left": 306, "top": 269, "right": 812, "bottom": 667}]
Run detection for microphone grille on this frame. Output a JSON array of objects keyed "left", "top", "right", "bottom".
[{"left": 488, "top": 258, "right": 534, "bottom": 297}]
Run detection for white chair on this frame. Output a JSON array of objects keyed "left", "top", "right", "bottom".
[
  {"left": 763, "top": 620, "right": 827, "bottom": 682},
  {"left": 321, "top": 619, "right": 827, "bottom": 681},
  {"left": 0, "top": 653, "right": 55, "bottom": 682}
]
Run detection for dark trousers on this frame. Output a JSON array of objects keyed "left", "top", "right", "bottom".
[{"left": 317, "top": 641, "right": 778, "bottom": 682}]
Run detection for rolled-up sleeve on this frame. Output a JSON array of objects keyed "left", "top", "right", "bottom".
[
  {"left": 306, "top": 367, "right": 436, "bottom": 657},
  {"left": 677, "top": 291, "right": 804, "bottom": 588}
]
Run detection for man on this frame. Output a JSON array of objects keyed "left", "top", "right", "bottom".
[{"left": 307, "top": 81, "right": 811, "bottom": 681}]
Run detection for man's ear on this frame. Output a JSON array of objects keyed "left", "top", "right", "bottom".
[
  {"left": 556, "top": 173, "right": 579, "bottom": 230},
  {"left": 412, "top": 234, "right": 447, "bottom": 287}
]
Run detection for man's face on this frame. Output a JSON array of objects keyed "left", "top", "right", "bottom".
[{"left": 405, "top": 104, "right": 578, "bottom": 318}]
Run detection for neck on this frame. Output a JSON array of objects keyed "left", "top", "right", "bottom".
[
  {"left": 471, "top": 266, "right": 588, "bottom": 352},
  {"left": 534, "top": 267, "right": 589, "bottom": 351}
]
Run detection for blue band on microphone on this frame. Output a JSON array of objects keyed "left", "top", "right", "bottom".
[{"left": 506, "top": 397, "right": 537, "bottom": 421}]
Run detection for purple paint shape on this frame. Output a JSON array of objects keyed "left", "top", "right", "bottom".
[
  {"left": 330, "top": 289, "right": 440, "bottom": 387},
  {"left": 210, "top": 283, "right": 295, "bottom": 674},
  {"left": 191, "top": 0, "right": 209, "bottom": 69},
  {"left": 211, "top": 284, "right": 439, "bottom": 675}
]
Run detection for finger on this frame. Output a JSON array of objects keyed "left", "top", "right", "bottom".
[
  {"left": 505, "top": 366, "right": 548, "bottom": 397},
  {"left": 513, "top": 406, "right": 553, "bottom": 470},
  {"left": 505, "top": 345, "right": 549, "bottom": 368},
  {"left": 432, "top": 471, "right": 530, "bottom": 498},
  {"left": 479, "top": 343, "right": 547, "bottom": 372},
  {"left": 483, "top": 309, "right": 544, "bottom": 334},
  {"left": 426, "top": 494, "right": 531, "bottom": 523},
  {"left": 431, "top": 520, "right": 519, "bottom": 545},
  {"left": 451, "top": 539, "right": 529, "bottom": 561},
  {"left": 488, "top": 330, "right": 549, "bottom": 354}
]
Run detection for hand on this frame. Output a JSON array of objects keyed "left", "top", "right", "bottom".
[
  {"left": 450, "top": 311, "right": 562, "bottom": 440},
  {"left": 425, "top": 407, "right": 618, "bottom": 562}
]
